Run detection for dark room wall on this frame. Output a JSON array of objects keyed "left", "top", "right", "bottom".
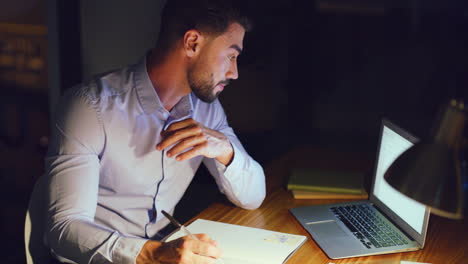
[
  {"left": 1, "top": 1, "right": 48, "bottom": 263},
  {"left": 79, "top": 0, "right": 166, "bottom": 80},
  {"left": 74, "top": 0, "right": 468, "bottom": 162}
]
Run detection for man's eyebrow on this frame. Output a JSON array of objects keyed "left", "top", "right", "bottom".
[{"left": 229, "top": 44, "right": 243, "bottom": 54}]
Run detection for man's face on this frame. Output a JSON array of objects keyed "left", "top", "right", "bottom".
[{"left": 188, "top": 23, "right": 245, "bottom": 103}]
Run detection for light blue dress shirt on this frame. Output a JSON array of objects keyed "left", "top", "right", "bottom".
[{"left": 44, "top": 56, "right": 266, "bottom": 264}]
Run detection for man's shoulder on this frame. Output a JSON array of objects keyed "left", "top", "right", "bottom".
[
  {"left": 69, "top": 64, "right": 136, "bottom": 101},
  {"left": 92, "top": 65, "right": 136, "bottom": 97}
]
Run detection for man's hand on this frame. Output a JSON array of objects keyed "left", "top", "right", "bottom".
[
  {"left": 156, "top": 118, "right": 234, "bottom": 166},
  {"left": 136, "top": 234, "right": 222, "bottom": 264}
]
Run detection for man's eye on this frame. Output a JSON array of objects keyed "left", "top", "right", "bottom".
[{"left": 228, "top": 55, "right": 236, "bottom": 61}]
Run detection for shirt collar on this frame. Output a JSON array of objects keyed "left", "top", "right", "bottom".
[{"left": 134, "top": 54, "right": 193, "bottom": 120}]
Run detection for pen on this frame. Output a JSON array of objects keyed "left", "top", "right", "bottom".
[
  {"left": 161, "top": 210, "right": 199, "bottom": 240},
  {"left": 161, "top": 210, "right": 225, "bottom": 264}
]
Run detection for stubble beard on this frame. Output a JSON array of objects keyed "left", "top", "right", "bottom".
[
  {"left": 187, "top": 54, "right": 228, "bottom": 103},
  {"left": 188, "top": 69, "right": 218, "bottom": 103}
]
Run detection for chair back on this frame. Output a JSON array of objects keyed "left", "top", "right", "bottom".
[{"left": 25, "top": 175, "right": 51, "bottom": 263}]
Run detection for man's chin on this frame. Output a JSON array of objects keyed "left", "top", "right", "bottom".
[
  {"left": 196, "top": 93, "right": 218, "bottom": 103},
  {"left": 206, "top": 93, "right": 220, "bottom": 103},
  {"left": 192, "top": 86, "right": 221, "bottom": 103}
]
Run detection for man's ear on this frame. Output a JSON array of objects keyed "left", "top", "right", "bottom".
[{"left": 183, "top": 29, "right": 204, "bottom": 58}]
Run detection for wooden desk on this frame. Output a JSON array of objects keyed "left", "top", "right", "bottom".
[
  {"left": 190, "top": 147, "right": 468, "bottom": 264},
  {"left": 193, "top": 188, "right": 468, "bottom": 264}
]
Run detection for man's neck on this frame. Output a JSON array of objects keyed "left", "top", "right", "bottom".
[{"left": 146, "top": 49, "right": 191, "bottom": 111}]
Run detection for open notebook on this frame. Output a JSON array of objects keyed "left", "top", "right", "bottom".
[{"left": 164, "top": 219, "right": 307, "bottom": 264}]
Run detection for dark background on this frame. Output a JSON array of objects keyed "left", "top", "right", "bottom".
[{"left": 1, "top": 0, "right": 468, "bottom": 263}]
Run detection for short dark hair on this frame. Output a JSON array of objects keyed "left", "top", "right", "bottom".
[{"left": 156, "top": 0, "right": 252, "bottom": 53}]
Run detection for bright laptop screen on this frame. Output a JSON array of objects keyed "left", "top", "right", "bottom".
[{"left": 372, "top": 125, "right": 426, "bottom": 234}]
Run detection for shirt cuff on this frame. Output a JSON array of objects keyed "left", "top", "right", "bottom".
[
  {"left": 113, "top": 236, "right": 148, "bottom": 264},
  {"left": 214, "top": 143, "right": 244, "bottom": 176}
]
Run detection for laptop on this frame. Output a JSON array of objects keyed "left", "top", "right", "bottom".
[{"left": 290, "top": 119, "right": 431, "bottom": 259}]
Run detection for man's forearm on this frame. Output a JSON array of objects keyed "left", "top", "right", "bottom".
[{"left": 205, "top": 142, "right": 266, "bottom": 210}]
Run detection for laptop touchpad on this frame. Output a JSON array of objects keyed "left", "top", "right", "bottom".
[{"left": 306, "top": 221, "right": 350, "bottom": 238}]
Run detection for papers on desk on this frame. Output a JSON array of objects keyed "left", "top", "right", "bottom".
[{"left": 164, "top": 219, "right": 307, "bottom": 264}]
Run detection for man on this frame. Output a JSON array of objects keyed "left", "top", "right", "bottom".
[{"left": 44, "top": 0, "right": 266, "bottom": 263}]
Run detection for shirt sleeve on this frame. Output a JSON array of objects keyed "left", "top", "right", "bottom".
[
  {"left": 202, "top": 101, "right": 266, "bottom": 210},
  {"left": 45, "top": 87, "right": 147, "bottom": 264}
]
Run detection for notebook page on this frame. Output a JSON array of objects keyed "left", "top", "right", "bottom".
[{"left": 164, "top": 219, "right": 307, "bottom": 264}]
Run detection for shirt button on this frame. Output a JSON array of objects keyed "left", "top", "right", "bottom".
[{"left": 159, "top": 110, "right": 169, "bottom": 120}]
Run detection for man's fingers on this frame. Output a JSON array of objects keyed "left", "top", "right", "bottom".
[
  {"left": 188, "top": 235, "right": 223, "bottom": 259},
  {"left": 155, "top": 117, "right": 231, "bottom": 163},
  {"left": 174, "top": 144, "right": 206, "bottom": 161},
  {"left": 191, "top": 253, "right": 219, "bottom": 264},
  {"left": 162, "top": 118, "right": 197, "bottom": 134},
  {"left": 157, "top": 125, "right": 202, "bottom": 150},
  {"left": 194, "top": 233, "right": 219, "bottom": 247},
  {"left": 171, "top": 247, "right": 218, "bottom": 264},
  {"left": 153, "top": 236, "right": 222, "bottom": 264},
  {"left": 166, "top": 135, "right": 206, "bottom": 158}
]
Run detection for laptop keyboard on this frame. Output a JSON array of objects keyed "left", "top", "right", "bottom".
[{"left": 330, "top": 205, "right": 409, "bottom": 249}]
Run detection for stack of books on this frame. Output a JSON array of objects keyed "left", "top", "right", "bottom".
[{"left": 287, "top": 168, "right": 368, "bottom": 199}]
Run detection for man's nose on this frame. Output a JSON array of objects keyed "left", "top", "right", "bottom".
[{"left": 226, "top": 61, "right": 238, "bottom": 80}]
